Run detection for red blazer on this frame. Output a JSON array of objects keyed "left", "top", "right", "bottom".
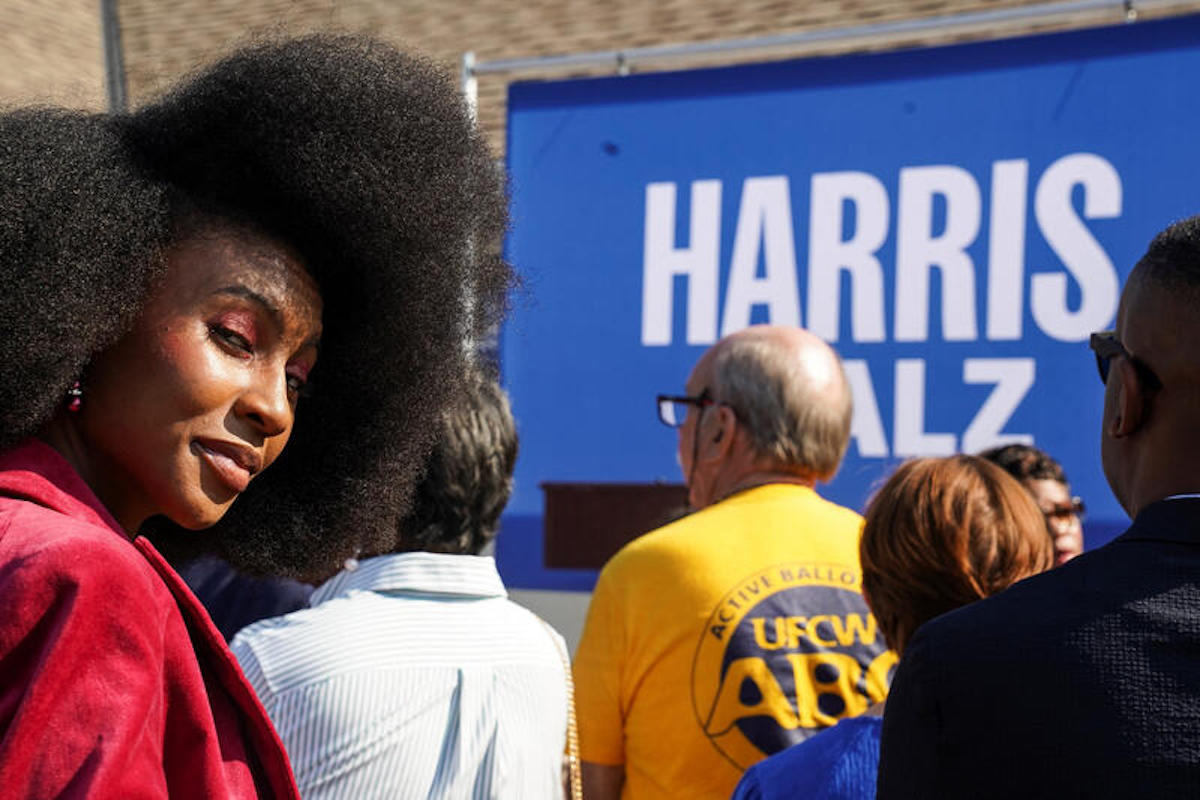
[{"left": 0, "top": 440, "right": 299, "bottom": 799}]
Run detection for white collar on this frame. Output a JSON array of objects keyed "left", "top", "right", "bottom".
[{"left": 310, "top": 552, "right": 506, "bottom": 606}]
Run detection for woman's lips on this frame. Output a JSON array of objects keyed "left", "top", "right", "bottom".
[{"left": 192, "top": 439, "right": 262, "bottom": 494}]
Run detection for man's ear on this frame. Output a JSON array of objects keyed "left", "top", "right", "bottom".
[
  {"left": 712, "top": 405, "right": 738, "bottom": 455},
  {"left": 697, "top": 405, "right": 738, "bottom": 463},
  {"left": 1110, "top": 358, "right": 1147, "bottom": 438}
]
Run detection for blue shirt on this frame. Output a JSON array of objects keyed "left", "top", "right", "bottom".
[{"left": 731, "top": 715, "right": 882, "bottom": 800}]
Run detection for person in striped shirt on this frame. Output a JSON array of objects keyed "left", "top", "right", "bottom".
[{"left": 232, "top": 372, "right": 570, "bottom": 799}]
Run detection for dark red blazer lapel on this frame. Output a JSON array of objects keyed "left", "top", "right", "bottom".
[{"left": 134, "top": 537, "right": 300, "bottom": 800}]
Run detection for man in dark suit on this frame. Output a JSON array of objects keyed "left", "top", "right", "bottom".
[{"left": 877, "top": 216, "right": 1200, "bottom": 799}]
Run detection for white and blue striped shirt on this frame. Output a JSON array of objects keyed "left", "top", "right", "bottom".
[{"left": 231, "top": 553, "right": 568, "bottom": 800}]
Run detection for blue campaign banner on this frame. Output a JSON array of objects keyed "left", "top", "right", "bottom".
[{"left": 498, "top": 14, "right": 1200, "bottom": 591}]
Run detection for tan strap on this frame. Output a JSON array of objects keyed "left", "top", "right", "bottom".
[{"left": 537, "top": 615, "right": 582, "bottom": 800}]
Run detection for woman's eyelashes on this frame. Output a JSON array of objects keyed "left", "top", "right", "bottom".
[
  {"left": 210, "top": 325, "right": 253, "bottom": 356},
  {"left": 286, "top": 367, "right": 313, "bottom": 398},
  {"left": 209, "top": 312, "right": 257, "bottom": 356},
  {"left": 209, "top": 310, "right": 315, "bottom": 399}
]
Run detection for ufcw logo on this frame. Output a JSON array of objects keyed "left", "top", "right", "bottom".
[
  {"left": 707, "top": 565, "right": 859, "bottom": 641},
  {"left": 751, "top": 613, "right": 878, "bottom": 650},
  {"left": 704, "top": 638, "right": 895, "bottom": 738},
  {"left": 690, "top": 563, "right": 897, "bottom": 771}
]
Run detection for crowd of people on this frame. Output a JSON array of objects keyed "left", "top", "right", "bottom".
[
  {"left": 572, "top": 326, "right": 1089, "bottom": 800},
  {"left": 0, "top": 27, "right": 1197, "bottom": 800}
]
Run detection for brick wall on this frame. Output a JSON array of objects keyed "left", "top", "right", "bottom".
[
  {"left": 111, "top": 0, "right": 1200, "bottom": 155},
  {"left": 4, "top": 0, "right": 1200, "bottom": 151},
  {"left": 0, "top": 0, "right": 106, "bottom": 108}
]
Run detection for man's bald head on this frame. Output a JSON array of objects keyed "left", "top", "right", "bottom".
[{"left": 702, "top": 325, "right": 853, "bottom": 481}]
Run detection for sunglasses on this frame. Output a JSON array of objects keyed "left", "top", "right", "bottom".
[
  {"left": 1088, "top": 331, "right": 1163, "bottom": 391},
  {"left": 1043, "top": 497, "right": 1086, "bottom": 524}
]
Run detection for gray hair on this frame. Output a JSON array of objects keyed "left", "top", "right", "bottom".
[{"left": 710, "top": 334, "right": 852, "bottom": 480}]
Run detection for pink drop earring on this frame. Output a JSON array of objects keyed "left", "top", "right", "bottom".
[{"left": 67, "top": 381, "right": 82, "bottom": 413}]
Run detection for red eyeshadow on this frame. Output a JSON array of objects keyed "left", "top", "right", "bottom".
[
  {"left": 216, "top": 311, "right": 258, "bottom": 348},
  {"left": 287, "top": 359, "right": 312, "bottom": 382}
]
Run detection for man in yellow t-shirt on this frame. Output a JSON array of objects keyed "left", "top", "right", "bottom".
[{"left": 574, "top": 325, "right": 895, "bottom": 800}]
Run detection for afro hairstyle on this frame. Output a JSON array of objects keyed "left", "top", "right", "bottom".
[
  {"left": 0, "top": 35, "right": 510, "bottom": 583},
  {"left": 129, "top": 34, "right": 513, "bottom": 581},
  {"left": 0, "top": 109, "right": 170, "bottom": 447}
]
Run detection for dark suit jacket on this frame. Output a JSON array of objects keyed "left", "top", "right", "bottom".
[{"left": 877, "top": 498, "right": 1200, "bottom": 799}]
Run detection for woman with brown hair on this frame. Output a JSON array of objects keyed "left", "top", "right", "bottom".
[
  {"left": 730, "top": 455, "right": 1054, "bottom": 800},
  {"left": 980, "top": 443, "right": 1086, "bottom": 565}
]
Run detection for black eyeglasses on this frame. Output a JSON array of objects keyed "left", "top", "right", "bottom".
[
  {"left": 656, "top": 391, "right": 714, "bottom": 428},
  {"left": 1089, "top": 331, "right": 1163, "bottom": 391}
]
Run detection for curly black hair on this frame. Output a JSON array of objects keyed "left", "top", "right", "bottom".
[
  {"left": 137, "top": 35, "right": 512, "bottom": 581},
  {"left": 0, "top": 110, "right": 170, "bottom": 442},
  {"left": 978, "top": 443, "right": 1069, "bottom": 486},
  {"left": 0, "top": 35, "right": 512, "bottom": 582},
  {"left": 399, "top": 371, "right": 518, "bottom": 556}
]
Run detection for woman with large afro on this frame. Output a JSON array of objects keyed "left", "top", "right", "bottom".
[{"left": 0, "top": 35, "right": 511, "bottom": 798}]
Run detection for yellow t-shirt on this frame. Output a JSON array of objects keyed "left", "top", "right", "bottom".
[{"left": 573, "top": 483, "right": 896, "bottom": 800}]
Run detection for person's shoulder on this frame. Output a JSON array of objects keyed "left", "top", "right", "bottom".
[
  {"left": 494, "top": 600, "right": 570, "bottom": 664},
  {"left": 233, "top": 595, "right": 346, "bottom": 651},
  {"left": 0, "top": 498, "right": 162, "bottom": 593},
  {"left": 0, "top": 500, "right": 173, "bottom": 640},
  {"left": 234, "top": 590, "right": 568, "bottom": 696},
  {"left": 601, "top": 486, "right": 864, "bottom": 577},
  {"left": 804, "top": 490, "right": 866, "bottom": 530},
  {"left": 784, "top": 715, "right": 881, "bottom": 768},
  {"left": 500, "top": 597, "right": 565, "bottom": 638},
  {"left": 232, "top": 587, "right": 450, "bottom": 677},
  {"left": 723, "top": 483, "right": 864, "bottom": 535},
  {"left": 230, "top": 599, "right": 348, "bottom": 694},
  {"left": 911, "top": 543, "right": 1131, "bottom": 658},
  {"left": 598, "top": 510, "right": 737, "bottom": 603},
  {"left": 738, "top": 716, "right": 882, "bottom": 799}
]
